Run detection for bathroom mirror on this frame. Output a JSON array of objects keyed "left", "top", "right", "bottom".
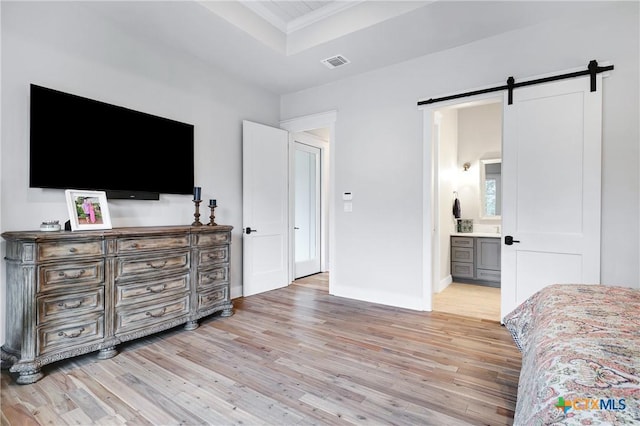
[{"left": 480, "top": 159, "right": 501, "bottom": 219}]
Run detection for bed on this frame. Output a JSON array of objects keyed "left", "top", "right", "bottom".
[{"left": 503, "top": 284, "right": 640, "bottom": 425}]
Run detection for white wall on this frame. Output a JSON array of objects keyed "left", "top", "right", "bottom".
[
  {"left": 281, "top": 2, "right": 640, "bottom": 308},
  {"left": 456, "top": 103, "right": 502, "bottom": 226},
  {"left": 0, "top": 2, "right": 280, "bottom": 344},
  {"left": 437, "top": 109, "right": 457, "bottom": 289}
]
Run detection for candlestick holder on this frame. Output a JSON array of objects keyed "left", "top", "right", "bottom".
[
  {"left": 207, "top": 205, "right": 218, "bottom": 226},
  {"left": 192, "top": 200, "right": 203, "bottom": 226}
]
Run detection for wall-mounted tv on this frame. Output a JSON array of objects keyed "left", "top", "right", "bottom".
[{"left": 29, "top": 84, "right": 194, "bottom": 200}]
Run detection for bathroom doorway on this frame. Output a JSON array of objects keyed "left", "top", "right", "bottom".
[{"left": 431, "top": 98, "right": 503, "bottom": 321}]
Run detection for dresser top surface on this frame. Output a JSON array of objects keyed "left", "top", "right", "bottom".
[{"left": 2, "top": 225, "right": 233, "bottom": 241}]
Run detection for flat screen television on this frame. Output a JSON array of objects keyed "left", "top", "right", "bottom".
[{"left": 29, "top": 84, "right": 194, "bottom": 200}]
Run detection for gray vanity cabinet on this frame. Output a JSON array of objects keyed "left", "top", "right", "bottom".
[
  {"left": 475, "top": 238, "right": 501, "bottom": 282},
  {"left": 451, "top": 235, "right": 501, "bottom": 286},
  {"left": 451, "top": 237, "right": 475, "bottom": 279}
]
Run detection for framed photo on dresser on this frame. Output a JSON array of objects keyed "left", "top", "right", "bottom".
[{"left": 65, "top": 189, "right": 112, "bottom": 231}]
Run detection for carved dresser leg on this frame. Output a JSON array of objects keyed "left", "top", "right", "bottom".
[
  {"left": 184, "top": 320, "right": 199, "bottom": 331},
  {"left": 16, "top": 368, "right": 44, "bottom": 385},
  {"left": 97, "top": 346, "right": 118, "bottom": 360}
]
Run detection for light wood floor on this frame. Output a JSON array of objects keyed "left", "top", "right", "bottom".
[
  {"left": 432, "top": 282, "right": 501, "bottom": 322},
  {"left": 2, "top": 273, "right": 521, "bottom": 425}
]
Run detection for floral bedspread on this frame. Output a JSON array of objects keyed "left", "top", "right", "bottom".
[{"left": 503, "top": 284, "right": 640, "bottom": 425}]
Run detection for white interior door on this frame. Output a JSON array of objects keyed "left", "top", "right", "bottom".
[
  {"left": 501, "top": 75, "right": 602, "bottom": 318},
  {"left": 294, "top": 142, "right": 321, "bottom": 278},
  {"left": 242, "top": 120, "right": 289, "bottom": 297}
]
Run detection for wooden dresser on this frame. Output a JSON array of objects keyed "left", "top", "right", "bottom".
[{"left": 1, "top": 225, "right": 233, "bottom": 384}]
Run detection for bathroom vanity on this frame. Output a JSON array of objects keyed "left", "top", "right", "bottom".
[{"left": 451, "top": 233, "right": 501, "bottom": 287}]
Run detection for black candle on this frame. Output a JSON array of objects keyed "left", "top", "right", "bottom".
[
  {"left": 209, "top": 199, "right": 217, "bottom": 207},
  {"left": 193, "top": 187, "right": 201, "bottom": 201}
]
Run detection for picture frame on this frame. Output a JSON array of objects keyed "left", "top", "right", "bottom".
[{"left": 65, "top": 189, "right": 112, "bottom": 231}]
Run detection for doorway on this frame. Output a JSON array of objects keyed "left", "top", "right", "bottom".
[
  {"left": 431, "top": 98, "right": 503, "bottom": 321},
  {"left": 423, "top": 72, "right": 603, "bottom": 320},
  {"left": 280, "top": 111, "right": 336, "bottom": 287},
  {"left": 293, "top": 140, "right": 322, "bottom": 279},
  {"left": 242, "top": 112, "right": 335, "bottom": 297}
]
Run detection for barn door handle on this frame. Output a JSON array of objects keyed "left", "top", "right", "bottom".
[
  {"left": 245, "top": 227, "right": 257, "bottom": 234},
  {"left": 505, "top": 235, "right": 520, "bottom": 245}
]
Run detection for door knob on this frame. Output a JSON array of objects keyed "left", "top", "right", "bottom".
[
  {"left": 245, "top": 227, "right": 257, "bottom": 234},
  {"left": 504, "top": 235, "right": 520, "bottom": 245}
]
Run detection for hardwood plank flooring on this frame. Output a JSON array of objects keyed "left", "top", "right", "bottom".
[
  {"left": 432, "top": 282, "right": 501, "bottom": 322},
  {"left": 2, "top": 273, "right": 521, "bottom": 425}
]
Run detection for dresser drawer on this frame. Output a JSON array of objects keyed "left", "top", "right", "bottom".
[
  {"left": 115, "top": 295, "right": 190, "bottom": 334},
  {"left": 38, "top": 240, "right": 104, "bottom": 261},
  {"left": 198, "top": 246, "right": 229, "bottom": 267},
  {"left": 117, "top": 235, "right": 189, "bottom": 254},
  {"left": 116, "top": 274, "right": 190, "bottom": 306},
  {"left": 197, "top": 285, "right": 229, "bottom": 312},
  {"left": 116, "top": 251, "right": 190, "bottom": 280},
  {"left": 197, "top": 266, "right": 228, "bottom": 290},
  {"left": 451, "top": 237, "right": 474, "bottom": 248},
  {"left": 452, "top": 262, "right": 474, "bottom": 279},
  {"left": 37, "top": 314, "right": 104, "bottom": 355},
  {"left": 38, "top": 260, "right": 105, "bottom": 293},
  {"left": 38, "top": 288, "right": 104, "bottom": 323},
  {"left": 452, "top": 247, "right": 474, "bottom": 263},
  {"left": 193, "top": 231, "right": 230, "bottom": 247}
]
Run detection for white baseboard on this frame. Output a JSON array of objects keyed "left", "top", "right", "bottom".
[
  {"left": 331, "top": 283, "right": 423, "bottom": 311},
  {"left": 435, "top": 275, "right": 452, "bottom": 293}
]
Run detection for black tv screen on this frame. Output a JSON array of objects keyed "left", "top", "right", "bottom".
[{"left": 29, "top": 84, "right": 194, "bottom": 200}]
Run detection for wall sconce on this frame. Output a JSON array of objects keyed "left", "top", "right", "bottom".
[{"left": 463, "top": 162, "right": 471, "bottom": 171}]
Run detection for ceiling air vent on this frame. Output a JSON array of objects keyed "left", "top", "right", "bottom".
[{"left": 321, "top": 55, "right": 350, "bottom": 69}]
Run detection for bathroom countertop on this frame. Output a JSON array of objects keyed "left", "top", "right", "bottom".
[{"left": 451, "top": 232, "right": 502, "bottom": 238}]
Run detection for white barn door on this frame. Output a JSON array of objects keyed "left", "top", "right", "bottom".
[
  {"left": 501, "top": 75, "right": 602, "bottom": 318},
  {"left": 242, "top": 120, "right": 289, "bottom": 297}
]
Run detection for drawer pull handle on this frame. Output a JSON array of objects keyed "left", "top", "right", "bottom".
[
  {"left": 206, "top": 293, "right": 221, "bottom": 301},
  {"left": 59, "top": 269, "right": 85, "bottom": 279},
  {"left": 58, "top": 327, "right": 85, "bottom": 338},
  {"left": 58, "top": 300, "right": 82, "bottom": 309},
  {"left": 207, "top": 253, "right": 224, "bottom": 260},
  {"left": 146, "top": 308, "right": 166, "bottom": 318},
  {"left": 68, "top": 247, "right": 77, "bottom": 253},
  {"left": 146, "top": 260, "right": 167, "bottom": 269},
  {"left": 146, "top": 284, "right": 166, "bottom": 293}
]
